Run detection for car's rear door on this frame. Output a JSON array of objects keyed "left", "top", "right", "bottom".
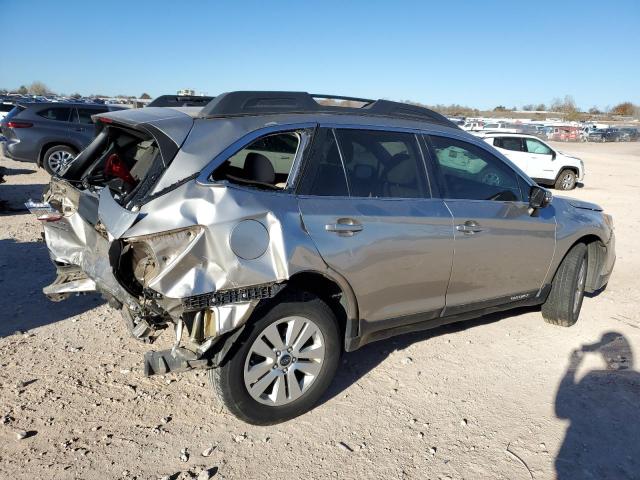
[
  {"left": 491, "top": 136, "right": 529, "bottom": 173},
  {"left": 296, "top": 127, "right": 454, "bottom": 330},
  {"left": 424, "top": 134, "right": 556, "bottom": 313},
  {"left": 73, "top": 106, "right": 108, "bottom": 148}
]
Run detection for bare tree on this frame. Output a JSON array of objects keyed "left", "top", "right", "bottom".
[
  {"left": 28, "top": 81, "right": 50, "bottom": 96},
  {"left": 611, "top": 102, "right": 635, "bottom": 116}
]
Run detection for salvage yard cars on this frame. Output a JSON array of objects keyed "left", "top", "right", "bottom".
[{"left": 29, "top": 91, "right": 615, "bottom": 424}]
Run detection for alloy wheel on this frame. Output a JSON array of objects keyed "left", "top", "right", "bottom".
[
  {"left": 243, "top": 316, "right": 325, "bottom": 406},
  {"left": 561, "top": 172, "right": 575, "bottom": 190},
  {"left": 47, "top": 150, "right": 75, "bottom": 175},
  {"left": 573, "top": 257, "right": 587, "bottom": 314}
]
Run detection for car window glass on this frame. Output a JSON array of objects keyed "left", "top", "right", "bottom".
[
  {"left": 77, "top": 107, "right": 107, "bottom": 124},
  {"left": 334, "top": 129, "right": 428, "bottom": 198},
  {"left": 525, "top": 138, "right": 552, "bottom": 155},
  {"left": 297, "top": 128, "right": 349, "bottom": 196},
  {"left": 427, "top": 135, "right": 522, "bottom": 202},
  {"left": 495, "top": 137, "right": 523, "bottom": 152},
  {"left": 212, "top": 131, "right": 303, "bottom": 190},
  {"left": 37, "top": 107, "right": 71, "bottom": 122}
]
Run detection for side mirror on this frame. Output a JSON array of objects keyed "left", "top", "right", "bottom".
[{"left": 529, "top": 185, "right": 552, "bottom": 209}]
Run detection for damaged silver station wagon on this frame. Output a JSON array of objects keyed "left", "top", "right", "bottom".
[{"left": 28, "top": 92, "right": 616, "bottom": 424}]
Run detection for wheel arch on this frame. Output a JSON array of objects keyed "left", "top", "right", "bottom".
[
  {"left": 552, "top": 234, "right": 606, "bottom": 294},
  {"left": 38, "top": 141, "right": 79, "bottom": 167},
  {"left": 273, "top": 269, "right": 360, "bottom": 352}
]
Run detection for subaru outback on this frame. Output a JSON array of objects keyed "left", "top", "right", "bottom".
[{"left": 28, "top": 91, "right": 615, "bottom": 425}]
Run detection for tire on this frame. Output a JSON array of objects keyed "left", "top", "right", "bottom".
[
  {"left": 208, "top": 292, "right": 340, "bottom": 425},
  {"left": 542, "top": 243, "right": 588, "bottom": 327},
  {"left": 555, "top": 169, "right": 576, "bottom": 190},
  {"left": 42, "top": 145, "right": 76, "bottom": 176}
]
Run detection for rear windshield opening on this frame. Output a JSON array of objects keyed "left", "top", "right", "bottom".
[
  {"left": 211, "top": 132, "right": 301, "bottom": 190},
  {"left": 64, "top": 126, "right": 161, "bottom": 205}
]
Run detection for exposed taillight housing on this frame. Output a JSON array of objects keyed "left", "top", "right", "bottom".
[
  {"left": 6, "top": 121, "right": 33, "bottom": 128},
  {"left": 104, "top": 153, "right": 136, "bottom": 185}
]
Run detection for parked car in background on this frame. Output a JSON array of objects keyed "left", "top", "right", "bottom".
[
  {"left": 587, "top": 128, "right": 621, "bottom": 143},
  {"left": 30, "top": 91, "right": 614, "bottom": 424},
  {"left": 619, "top": 128, "right": 639, "bottom": 142},
  {"left": 479, "top": 133, "right": 584, "bottom": 190},
  {"left": 0, "top": 102, "right": 125, "bottom": 175},
  {"left": 479, "top": 122, "right": 519, "bottom": 133},
  {"left": 0, "top": 102, "right": 15, "bottom": 120}
]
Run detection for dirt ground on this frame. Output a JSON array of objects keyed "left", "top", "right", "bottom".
[{"left": 1, "top": 141, "right": 639, "bottom": 480}]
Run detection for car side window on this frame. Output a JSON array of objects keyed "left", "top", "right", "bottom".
[
  {"left": 426, "top": 135, "right": 523, "bottom": 202},
  {"left": 37, "top": 107, "right": 72, "bottom": 122},
  {"left": 297, "top": 128, "right": 349, "bottom": 196},
  {"left": 524, "top": 138, "right": 552, "bottom": 155},
  {"left": 494, "top": 137, "right": 524, "bottom": 152},
  {"left": 334, "top": 129, "right": 428, "bottom": 198},
  {"left": 77, "top": 108, "right": 108, "bottom": 124},
  {"left": 211, "top": 130, "right": 310, "bottom": 190}
]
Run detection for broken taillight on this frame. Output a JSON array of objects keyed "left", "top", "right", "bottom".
[
  {"left": 7, "top": 121, "right": 33, "bottom": 128},
  {"left": 104, "top": 153, "right": 136, "bottom": 185}
]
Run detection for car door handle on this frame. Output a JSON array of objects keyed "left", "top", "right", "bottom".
[
  {"left": 456, "top": 221, "right": 483, "bottom": 234},
  {"left": 325, "top": 219, "right": 363, "bottom": 235}
]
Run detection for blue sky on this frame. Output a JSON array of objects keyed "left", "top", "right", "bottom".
[{"left": 2, "top": 0, "right": 639, "bottom": 110}]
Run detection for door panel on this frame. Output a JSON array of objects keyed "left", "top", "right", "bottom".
[
  {"left": 444, "top": 200, "right": 556, "bottom": 309},
  {"left": 298, "top": 197, "right": 454, "bottom": 322}
]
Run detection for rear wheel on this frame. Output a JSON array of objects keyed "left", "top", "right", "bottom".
[
  {"left": 542, "top": 243, "right": 588, "bottom": 327},
  {"left": 209, "top": 293, "right": 340, "bottom": 425},
  {"left": 42, "top": 145, "right": 76, "bottom": 176},
  {"left": 555, "top": 169, "right": 576, "bottom": 190}
]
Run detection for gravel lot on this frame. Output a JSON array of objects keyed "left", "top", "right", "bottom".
[{"left": 1, "top": 141, "right": 638, "bottom": 480}]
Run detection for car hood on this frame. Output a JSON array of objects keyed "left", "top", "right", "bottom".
[{"left": 565, "top": 198, "right": 603, "bottom": 211}]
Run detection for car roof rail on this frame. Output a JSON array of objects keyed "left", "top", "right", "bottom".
[
  {"left": 198, "top": 91, "right": 458, "bottom": 128},
  {"left": 148, "top": 95, "right": 216, "bottom": 108}
]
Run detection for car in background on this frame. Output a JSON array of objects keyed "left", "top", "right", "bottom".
[
  {"left": 479, "top": 133, "right": 584, "bottom": 190},
  {"left": 479, "top": 122, "right": 519, "bottom": 133},
  {"left": 0, "top": 102, "right": 15, "bottom": 120},
  {"left": 587, "top": 128, "right": 621, "bottom": 143},
  {"left": 619, "top": 128, "right": 639, "bottom": 142},
  {"left": 0, "top": 102, "right": 125, "bottom": 175}
]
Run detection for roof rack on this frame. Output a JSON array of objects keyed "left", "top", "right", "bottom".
[
  {"left": 198, "top": 91, "right": 458, "bottom": 128},
  {"left": 148, "top": 95, "right": 215, "bottom": 108}
]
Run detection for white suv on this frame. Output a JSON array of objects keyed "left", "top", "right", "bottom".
[{"left": 479, "top": 133, "right": 584, "bottom": 190}]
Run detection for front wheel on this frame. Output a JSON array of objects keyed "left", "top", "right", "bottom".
[
  {"left": 42, "top": 145, "right": 76, "bottom": 176},
  {"left": 209, "top": 293, "right": 340, "bottom": 425},
  {"left": 542, "top": 243, "right": 588, "bottom": 327},
  {"left": 555, "top": 169, "right": 577, "bottom": 190}
]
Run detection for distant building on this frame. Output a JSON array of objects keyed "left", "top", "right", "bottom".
[{"left": 177, "top": 88, "right": 196, "bottom": 96}]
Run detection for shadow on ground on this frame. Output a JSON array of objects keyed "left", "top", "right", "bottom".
[
  {"left": 554, "top": 331, "right": 640, "bottom": 479},
  {"left": 0, "top": 183, "right": 46, "bottom": 214},
  {"left": 321, "top": 306, "right": 539, "bottom": 405},
  {"left": 0, "top": 238, "right": 102, "bottom": 336}
]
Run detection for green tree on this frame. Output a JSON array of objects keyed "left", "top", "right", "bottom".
[
  {"left": 140, "top": 92, "right": 152, "bottom": 99},
  {"left": 17, "top": 85, "right": 28, "bottom": 95}
]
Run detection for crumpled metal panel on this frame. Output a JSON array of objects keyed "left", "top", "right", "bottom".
[
  {"left": 98, "top": 188, "right": 139, "bottom": 239},
  {"left": 123, "top": 180, "right": 326, "bottom": 299}
]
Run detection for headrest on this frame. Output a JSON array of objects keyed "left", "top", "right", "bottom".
[
  {"left": 244, "top": 152, "right": 275, "bottom": 184},
  {"left": 386, "top": 153, "right": 415, "bottom": 185}
]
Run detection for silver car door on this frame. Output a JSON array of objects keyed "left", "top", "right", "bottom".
[
  {"left": 296, "top": 128, "right": 454, "bottom": 328},
  {"left": 425, "top": 134, "right": 556, "bottom": 311}
]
